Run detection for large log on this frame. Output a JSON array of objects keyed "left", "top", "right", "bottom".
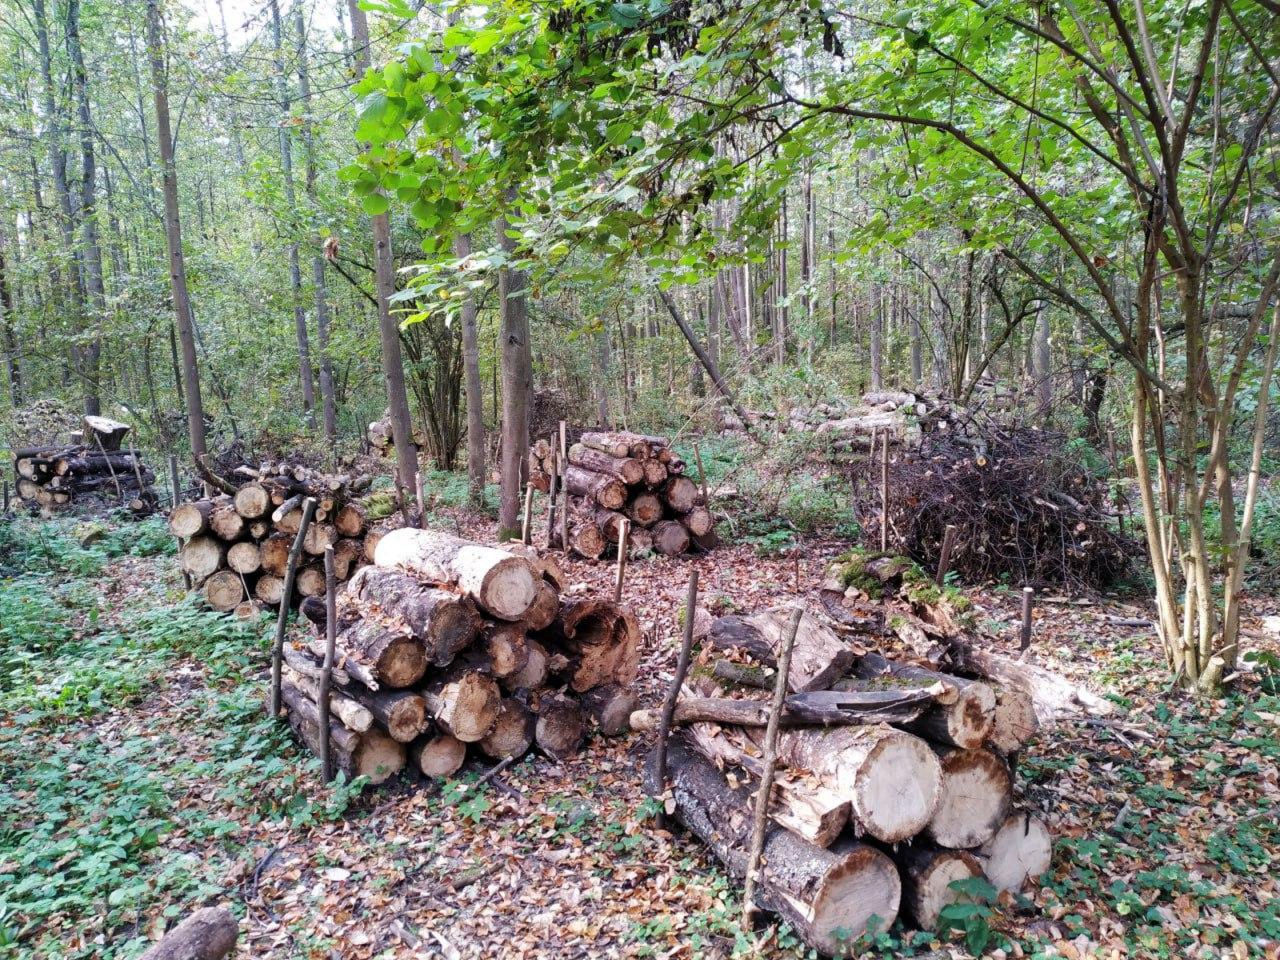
[
  {"left": 82, "top": 414, "right": 130, "bottom": 451},
  {"left": 986, "top": 683, "right": 1039, "bottom": 754},
  {"left": 259, "top": 532, "right": 292, "bottom": 576},
  {"left": 279, "top": 678, "right": 405, "bottom": 784},
  {"left": 949, "top": 644, "right": 1114, "bottom": 721},
  {"left": 227, "top": 541, "right": 262, "bottom": 575},
  {"left": 233, "top": 483, "right": 271, "bottom": 519},
  {"left": 707, "top": 608, "right": 854, "bottom": 693},
  {"left": 568, "top": 442, "right": 644, "bottom": 485},
  {"left": 567, "top": 521, "right": 606, "bottom": 559},
  {"left": 346, "top": 566, "right": 480, "bottom": 665},
  {"left": 539, "top": 597, "right": 641, "bottom": 693},
  {"left": 592, "top": 506, "right": 629, "bottom": 541},
  {"left": 169, "top": 500, "right": 212, "bottom": 538},
  {"left": 628, "top": 688, "right": 936, "bottom": 731},
  {"left": 974, "top": 810, "right": 1052, "bottom": 893},
  {"left": 412, "top": 733, "right": 466, "bottom": 778},
  {"left": 282, "top": 664, "right": 374, "bottom": 732},
  {"left": 627, "top": 493, "right": 663, "bottom": 527},
  {"left": 534, "top": 693, "right": 585, "bottom": 760},
  {"left": 255, "top": 575, "right": 284, "bottom": 605},
  {"left": 651, "top": 735, "right": 901, "bottom": 955},
  {"left": 180, "top": 536, "right": 225, "bottom": 582},
  {"left": 523, "top": 581, "right": 559, "bottom": 632},
  {"left": 680, "top": 505, "right": 714, "bottom": 538},
  {"left": 579, "top": 430, "right": 642, "bottom": 458},
  {"left": 208, "top": 499, "right": 246, "bottom": 541},
  {"left": 925, "top": 747, "right": 1013, "bottom": 848},
  {"left": 851, "top": 653, "right": 995, "bottom": 749},
  {"left": 353, "top": 689, "right": 430, "bottom": 743},
  {"left": 478, "top": 697, "right": 536, "bottom": 759},
  {"left": 334, "top": 502, "right": 368, "bottom": 537},
  {"left": 641, "top": 458, "right": 668, "bottom": 488},
  {"left": 481, "top": 621, "right": 530, "bottom": 679},
  {"left": 423, "top": 668, "right": 501, "bottom": 742},
  {"left": 663, "top": 476, "right": 699, "bottom": 513},
  {"left": 374, "top": 528, "right": 537, "bottom": 621},
  {"left": 563, "top": 464, "right": 627, "bottom": 510},
  {"left": 893, "top": 843, "right": 984, "bottom": 931},
  {"left": 335, "top": 620, "right": 427, "bottom": 689},
  {"left": 137, "top": 906, "right": 237, "bottom": 960},
  {"left": 652, "top": 520, "right": 690, "bottom": 556},
  {"left": 203, "top": 570, "right": 245, "bottom": 612}
]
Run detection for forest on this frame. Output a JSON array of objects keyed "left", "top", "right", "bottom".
[{"left": 0, "top": 0, "right": 1278, "bottom": 957}]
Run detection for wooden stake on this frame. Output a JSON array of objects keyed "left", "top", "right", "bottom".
[
  {"left": 653, "top": 568, "right": 699, "bottom": 828},
  {"left": 879, "top": 431, "right": 889, "bottom": 552},
  {"left": 521, "top": 481, "right": 535, "bottom": 545},
  {"left": 92, "top": 430, "right": 123, "bottom": 500},
  {"left": 935, "top": 524, "right": 958, "bottom": 586},
  {"left": 270, "top": 496, "right": 317, "bottom": 718},
  {"left": 545, "top": 442, "right": 559, "bottom": 547},
  {"left": 558, "top": 422, "right": 570, "bottom": 553},
  {"left": 792, "top": 549, "right": 801, "bottom": 592},
  {"left": 614, "top": 518, "right": 632, "bottom": 603},
  {"left": 319, "top": 544, "right": 337, "bottom": 783},
  {"left": 416, "top": 469, "right": 428, "bottom": 530},
  {"left": 1019, "top": 586, "right": 1035, "bottom": 654},
  {"left": 692, "top": 441, "right": 709, "bottom": 503},
  {"left": 2, "top": 479, "right": 8, "bottom": 513},
  {"left": 169, "top": 455, "right": 192, "bottom": 590},
  {"left": 743, "top": 604, "right": 803, "bottom": 924}
]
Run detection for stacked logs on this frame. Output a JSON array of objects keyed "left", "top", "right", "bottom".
[
  {"left": 643, "top": 574, "right": 1062, "bottom": 954},
  {"left": 529, "top": 430, "right": 713, "bottom": 558},
  {"left": 167, "top": 462, "right": 374, "bottom": 616},
  {"left": 13, "top": 416, "right": 156, "bottom": 516},
  {"left": 278, "top": 528, "right": 642, "bottom": 785}
]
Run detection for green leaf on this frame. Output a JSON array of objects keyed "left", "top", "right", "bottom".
[{"left": 361, "top": 193, "right": 390, "bottom": 215}]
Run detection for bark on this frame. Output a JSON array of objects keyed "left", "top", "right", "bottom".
[
  {"left": 497, "top": 209, "right": 531, "bottom": 538},
  {"left": 345, "top": 565, "right": 481, "bottom": 665},
  {"left": 534, "top": 693, "right": 585, "bottom": 760},
  {"left": 707, "top": 608, "right": 854, "bottom": 692},
  {"left": 539, "top": 597, "right": 641, "bottom": 693},
  {"left": 564, "top": 465, "right": 626, "bottom": 510},
  {"left": 851, "top": 654, "right": 996, "bottom": 749},
  {"left": 478, "top": 697, "right": 535, "bottom": 759},
  {"left": 652, "top": 520, "right": 691, "bottom": 556},
  {"left": 455, "top": 232, "right": 485, "bottom": 503},
  {"left": 567, "top": 443, "right": 643, "bottom": 484},
  {"left": 282, "top": 664, "right": 374, "bottom": 733},
  {"left": 629, "top": 688, "right": 935, "bottom": 731}
]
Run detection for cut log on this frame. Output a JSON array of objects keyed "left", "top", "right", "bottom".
[
  {"left": 483, "top": 622, "right": 530, "bottom": 679},
  {"left": 279, "top": 678, "right": 405, "bottom": 784},
  {"left": 168, "top": 500, "right": 212, "bottom": 538},
  {"left": 180, "top": 536, "right": 225, "bottom": 582},
  {"left": 663, "top": 476, "right": 699, "bottom": 513},
  {"left": 334, "top": 502, "right": 368, "bottom": 537},
  {"left": 203, "top": 570, "right": 245, "bottom": 612},
  {"left": 987, "top": 684, "right": 1039, "bottom": 754},
  {"left": 227, "top": 541, "right": 262, "bottom": 575},
  {"left": 16, "top": 477, "right": 42, "bottom": 499},
  {"left": 925, "top": 747, "right": 1013, "bottom": 848},
  {"left": 374, "top": 528, "right": 537, "bottom": 621},
  {"left": 523, "top": 581, "right": 559, "bottom": 632},
  {"left": 578, "top": 431, "right": 634, "bottom": 458},
  {"left": 651, "top": 735, "right": 900, "bottom": 955},
  {"left": 346, "top": 566, "right": 480, "bottom": 665},
  {"left": 629, "top": 688, "right": 936, "bottom": 732},
  {"left": 502, "top": 637, "right": 550, "bottom": 691},
  {"left": 642, "top": 458, "right": 668, "bottom": 487},
  {"left": 276, "top": 507, "right": 303, "bottom": 535},
  {"left": 652, "top": 520, "right": 691, "bottom": 556},
  {"left": 233, "top": 483, "right": 271, "bottom": 519},
  {"left": 83, "top": 414, "right": 130, "bottom": 451},
  {"left": 975, "top": 810, "right": 1052, "bottom": 893},
  {"left": 137, "top": 906, "right": 237, "bottom": 960},
  {"left": 248, "top": 520, "right": 270, "bottom": 540},
  {"left": 282, "top": 664, "right": 374, "bottom": 732},
  {"left": 423, "top": 669, "right": 501, "bottom": 741},
  {"left": 534, "top": 693, "right": 585, "bottom": 760},
  {"left": 255, "top": 575, "right": 284, "bottom": 605},
  {"left": 303, "top": 522, "right": 337, "bottom": 556},
  {"left": 363, "top": 528, "right": 386, "bottom": 562},
  {"left": 627, "top": 493, "right": 663, "bottom": 527},
  {"left": 568, "top": 521, "right": 606, "bottom": 559},
  {"left": 949, "top": 644, "right": 1114, "bottom": 721},
  {"left": 851, "top": 654, "right": 995, "bottom": 749},
  {"left": 233, "top": 601, "right": 265, "bottom": 621},
  {"left": 707, "top": 608, "right": 854, "bottom": 692},
  {"left": 680, "top": 505, "right": 714, "bottom": 537},
  {"left": 412, "top": 733, "right": 466, "bottom": 778},
  {"left": 893, "top": 843, "right": 984, "bottom": 931},
  {"left": 296, "top": 565, "right": 326, "bottom": 597},
  {"left": 540, "top": 597, "right": 641, "bottom": 693},
  {"left": 336, "top": 620, "right": 427, "bottom": 689},
  {"left": 351, "top": 689, "right": 430, "bottom": 743},
  {"left": 580, "top": 683, "right": 637, "bottom": 736},
  {"left": 563, "top": 464, "right": 626, "bottom": 510},
  {"left": 629, "top": 527, "right": 654, "bottom": 556},
  {"left": 332, "top": 537, "right": 363, "bottom": 580},
  {"left": 478, "top": 697, "right": 536, "bottom": 759},
  {"left": 259, "top": 533, "right": 292, "bottom": 576},
  {"left": 592, "top": 506, "right": 629, "bottom": 541},
  {"left": 568, "top": 442, "right": 644, "bottom": 485}
]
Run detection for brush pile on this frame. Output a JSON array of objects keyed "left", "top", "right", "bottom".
[
  {"left": 167, "top": 461, "right": 374, "bottom": 615},
  {"left": 13, "top": 416, "right": 157, "bottom": 516},
  {"left": 643, "top": 553, "right": 1102, "bottom": 955},
  {"left": 279, "top": 528, "right": 641, "bottom": 784},
  {"left": 528, "top": 431, "right": 713, "bottom": 558}
]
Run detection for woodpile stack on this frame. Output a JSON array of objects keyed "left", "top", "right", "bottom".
[
  {"left": 645, "top": 556, "right": 1081, "bottom": 954},
  {"left": 13, "top": 416, "right": 157, "bottom": 516},
  {"left": 528, "top": 430, "right": 713, "bottom": 558},
  {"left": 167, "top": 461, "right": 375, "bottom": 615},
  {"left": 278, "top": 528, "right": 641, "bottom": 784}
]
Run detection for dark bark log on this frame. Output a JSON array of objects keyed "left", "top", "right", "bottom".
[
  {"left": 580, "top": 683, "right": 637, "bottom": 736},
  {"left": 563, "top": 464, "right": 626, "bottom": 510},
  {"left": 568, "top": 443, "right": 643, "bottom": 484}
]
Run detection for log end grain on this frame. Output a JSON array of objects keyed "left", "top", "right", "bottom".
[
  {"left": 850, "top": 729, "right": 944, "bottom": 843},
  {"left": 976, "top": 810, "right": 1052, "bottom": 893},
  {"left": 926, "top": 748, "right": 1013, "bottom": 849},
  {"left": 412, "top": 734, "right": 467, "bottom": 778}
]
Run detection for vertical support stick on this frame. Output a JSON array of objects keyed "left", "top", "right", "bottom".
[
  {"left": 416, "top": 469, "right": 428, "bottom": 530},
  {"left": 792, "top": 549, "right": 800, "bottom": 593},
  {"left": 2, "top": 479, "right": 8, "bottom": 513},
  {"left": 319, "top": 544, "right": 337, "bottom": 782},
  {"left": 546, "top": 442, "right": 559, "bottom": 547},
  {"left": 270, "top": 496, "right": 317, "bottom": 718},
  {"left": 743, "top": 605, "right": 803, "bottom": 924},
  {"left": 1019, "top": 586, "right": 1035, "bottom": 654},
  {"left": 653, "top": 568, "right": 699, "bottom": 829},
  {"left": 558, "top": 422, "right": 570, "bottom": 555},
  {"left": 614, "top": 518, "right": 631, "bottom": 603},
  {"left": 935, "top": 523, "right": 958, "bottom": 586},
  {"left": 169, "top": 455, "right": 192, "bottom": 590},
  {"left": 879, "top": 431, "right": 889, "bottom": 552},
  {"left": 127, "top": 443, "right": 147, "bottom": 503},
  {"left": 93, "top": 431, "right": 123, "bottom": 500},
  {"left": 692, "top": 441, "right": 708, "bottom": 504},
  {"left": 521, "top": 481, "right": 535, "bottom": 545}
]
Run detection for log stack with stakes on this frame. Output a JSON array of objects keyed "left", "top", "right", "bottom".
[
  {"left": 528, "top": 430, "right": 714, "bottom": 558},
  {"left": 277, "top": 527, "right": 641, "bottom": 784},
  {"left": 640, "top": 553, "right": 1083, "bottom": 955},
  {"left": 167, "top": 460, "right": 375, "bottom": 616},
  {"left": 14, "top": 416, "right": 157, "bottom": 516}
]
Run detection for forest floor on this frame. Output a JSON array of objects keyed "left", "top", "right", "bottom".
[{"left": 3, "top": 498, "right": 1280, "bottom": 960}]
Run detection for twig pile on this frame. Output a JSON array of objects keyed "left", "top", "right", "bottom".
[
  {"left": 647, "top": 555, "right": 1094, "bottom": 953},
  {"left": 168, "top": 461, "right": 374, "bottom": 615},
  {"left": 280, "top": 528, "right": 640, "bottom": 783},
  {"left": 13, "top": 416, "right": 157, "bottom": 516},
  {"left": 529, "top": 431, "right": 714, "bottom": 558}
]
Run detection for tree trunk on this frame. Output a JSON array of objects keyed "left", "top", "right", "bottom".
[
  {"left": 851, "top": 654, "right": 996, "bottom": 749},
  {"left": 567, "top": 444, "right": 643, "bottom": 484},
  {"left": 455, "top": 231, "right": 485, "bottom": 503},
  {"left": 497, "top": 209, "right": 531, "bottom": 538},
  {"left": 563, "top": 464, "right": 626, "bottom": 510},
  {"left": 346, "top": 565, "right": 481, "bottom": 664}
]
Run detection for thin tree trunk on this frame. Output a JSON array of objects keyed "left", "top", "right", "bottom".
[
  {"left": 146, "top": 0, "right": 207, "bottom": 458},
  {"left": 497, "top": 210, "right": 531, "bottom": 539},
  {"left": 455, "top": 232, "right": 485, "bottom": 503},
  {"left": 0, "top": 232, "right": 21, "bottom": 407},
  {"left": 1035, "top": 303, "right": 1052, "bottom": 416}
]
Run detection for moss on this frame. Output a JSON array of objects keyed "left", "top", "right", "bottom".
[
  {"left": 363, "top": 491, "right": 397, "bottom": 521},
  {"left": 830, "top": 550, "right": 883, "bottom": 597}
]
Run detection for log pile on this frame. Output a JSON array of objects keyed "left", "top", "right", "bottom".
[
  {"left": 278, "top": 528, "right": 641, "bottom": 785},
  {"left": 13, "top": 416, "right": 157, "bottom": 516},
  {"left": 528, "top": 430, "right": 713, "bottom": 558},
  {"left": 644, "top": 557, "right": 1089, "bottom": 953},
  {"left": 167, "top": 461, "right": 375, "bottom": 615}
]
